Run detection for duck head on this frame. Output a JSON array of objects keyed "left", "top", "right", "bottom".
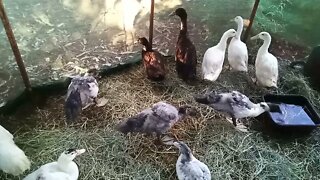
[
  {"left": 137, "top": 37, "right": 149, "bottom": 46},
  {"left": 225, "top": 29, "right": 237, "bottom": 38},
  {"left": 59, "top": 148, "right": 86, "bottom": 162},
  {"left": 259, "top": 102, "right": 282, "bottom": 113},
  {"left": 137, "top": 37, "right": 152, "bottom": 50},
  {"left": 84, "top": 68, "right": 100, "bottom": 79},
  {"left": 169, "top": 8, "right": 187, "bottom": 19},
  {"left": 177, "top": 105, "right": 197, "bottom": 118},
  {"left": 230, "top": 16, "right": 243, "bottom": 23},
  {"left": 250, "top": 32, "right": 271, "bottom": 41},
  {"left": 234, "top": 16, "right": 243, "bottom": 23},
  {"left": 173, "top": 141, "right": 192, "bottom": 161}
]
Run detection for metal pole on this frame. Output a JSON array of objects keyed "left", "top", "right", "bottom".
[
  {"left": 149, "top": 0, "right": 154, "bottom": 48},
  {"left": 0, "top": 0, "right": 32, "bottom": 91},
  {"left": 243, "top": 0, "right": 260, "bottom": 43}
]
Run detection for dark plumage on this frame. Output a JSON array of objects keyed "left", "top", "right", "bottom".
[
  {"left": 116, "top": 102, "right": 190, "bottom": 142},
  {"left": 65, "top": 71, "right": 99, "bottom": 122},
  {"left": 138, "top": 37, "right": 166, "bottom": 81},
  {"left": 169, "top": 8, "right": 197, "bottom": 81},
  {"left": 65, "top": 89, "right": 82, "bottom": 122}
]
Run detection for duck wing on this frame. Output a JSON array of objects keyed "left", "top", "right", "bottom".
[
  {"left": 230, "top": 91, "right": 256, "bottom": 108},
  {"left": 176, "top": 37, "right": 197, "bottom": 79},
  {"left": 151, "top": 102, "right": 179, "bottom": 122},
  {"left": 117, "top": 109, "right": 151, "bottom": 134}
]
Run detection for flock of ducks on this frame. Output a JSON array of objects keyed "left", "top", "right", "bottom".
[{"left": 0, "top": 7, "right": 283, "bottom": 180}]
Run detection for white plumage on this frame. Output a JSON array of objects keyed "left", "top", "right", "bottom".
[
  {"left": 251, "top": 32, "right": 278, "bottom": 88},
  {"left": 202, "top": 29, "right": 236, "bottom": 81},
  {"left": 174, "top": 141, "right": 211, "bottom": 180},
  {"left": 227, "top": 16, "right": 248, "bottom": 72},
  {"left": 0, "top": 125, "right": 31, "bottom": 176},
  {"left": 23, "top": 148, "right": 85, "bottom": 180}
]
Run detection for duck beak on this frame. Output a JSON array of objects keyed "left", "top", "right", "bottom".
[
  {"left": 267, "top": 103, "right": 281, "bottom": 113},
  {"left": 76, "top": 149, "right": 86, "bottom": 156},
  {"left": 193, "top": 94, "right": 210, "bottom": 105},
  {"left": 168, "top": 11, "right": 176, "bottom": 17},
  {"left": 229, "top": 18, "right": 235, "bottom": 22},
  {"left": 250, "top": 34, "right": 259, "bottom": 40}
]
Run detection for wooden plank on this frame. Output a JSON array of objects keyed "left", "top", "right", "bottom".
[{"left": 243, "top": 0, "right": 260, "bottom": 42}]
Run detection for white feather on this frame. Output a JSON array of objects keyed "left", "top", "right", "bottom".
[
  {"left": 228, "top": 16, "right": 248, "bottom": 72},
  {"left": 23, "top": 149, "right": 84, "bottom": 180},
  {"left": 202, "top": 29, "right": 236, "bottom": 81},
  {"left": 0, "top": 125, "right": 31, "bottom": 176},
  {"left": 252, "top": 32, "right": 278, "bottom": 87}
]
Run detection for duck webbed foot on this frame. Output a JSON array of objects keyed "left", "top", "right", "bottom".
[
  {"left": 235, "top": 123, "right": 249, "bottom": 132},
  {"left": 225, "top": 116, "right": 237, "bottom": 126}
]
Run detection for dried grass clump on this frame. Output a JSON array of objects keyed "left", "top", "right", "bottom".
[{"left": 1, "top": 59, "right": 320, "bottom": 180}]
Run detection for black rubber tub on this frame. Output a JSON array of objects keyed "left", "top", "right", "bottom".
[{"left": 261, "top": 94, "right": 320, "bottom": 134}]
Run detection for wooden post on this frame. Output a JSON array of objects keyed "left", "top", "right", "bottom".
[
  {"left": 243, "top": 0, "right": 260, "bottom": 42},
  {"left": 0, "top": 0, "right": 32, "bottom": 91},
  {"left": 149, "top": 0, "right": 154, "bottom": 48}
]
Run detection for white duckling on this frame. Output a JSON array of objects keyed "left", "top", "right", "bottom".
[
  {"left": 0, "top": 125, "right": 31, "bottom": 176},
  {"left": 65, "top": 69, "right": 99, "bottom": 122},
  {"left": 173, "top": 141, "right": 211, "bottom": 180},
  {"left": 116, "top": 101, "right": 191, "bottom": 144},
  {"left": 202, "top": 29, "right": 236, "bottom": 81},
  {"left": 194, "top": 91, "right": 281, "bottom": 132},
  {"left": 23, "top": 148, "right": 85, "bottom": 180},
  {"left": 251, "top": 32, "right": 278, "bottom": 88},
  {"left": 227, "top": 16, "right": 248, "bottom": 72}
]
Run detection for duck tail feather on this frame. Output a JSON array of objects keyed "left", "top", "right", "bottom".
[{"left": 65, "top": 89, "right": 82, "bottom": 122}]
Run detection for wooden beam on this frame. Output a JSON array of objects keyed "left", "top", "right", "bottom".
[
  {"left": 149, "top": 0, "right": 154, "bottom": 48},
  {"left": 243, "top": 0, "right": 260, "bottom": 42},
  {"left": 0, "top": 0, "right": 32, "bottom": 91}
]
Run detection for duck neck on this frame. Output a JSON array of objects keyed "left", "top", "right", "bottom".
[
  {"left": 179, "top": 17, "right": 188, "bottom": 35},
  {"left": 216, "top": 32, "right": 230, "bottom": 50},
  {"left": 57, "top": 156, "right": 72, "bottom": 169},
  {"left": 144, "top": 42, "right": 152, "bottom": 51},
  {"left": 259, "top": 37, "right": 271, "bottom": 54},
  {"left": 180, "top": 152, "right": 193, "bottom": 164},
  {"left": 235, "top": 20, "right": 243, "bottom": 39}
]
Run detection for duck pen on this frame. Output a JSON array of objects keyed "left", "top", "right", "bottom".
[{"left": 0, "top": 0, "right": 320, "bottom": 180}]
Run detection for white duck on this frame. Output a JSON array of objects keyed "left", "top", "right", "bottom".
[
  {"left": 116, "top": 101, "right": 191, "bottom": 144},
  {"left": 202, "top": 29, "right": 236, "bottom": 81},
  {"left": 0, "top": 125, "right": 31, "bottom": 176},
  {"left": 194, "top": 91, "right": 281, "bottom": 132},
  {"left": 251, "top": 32, "right": 278, "bottom": 88},
  {"left": 173, "top": 141, "right": 211, "bottom": 180},
  {"left": 227, "top": 16, "right": 248, "bottom": 72},
  {"left": 23, "top": 148, "right": 85, "bottom": 180},
  {"left": 65, "top": 69, "right": 99, "bottom": 122}
]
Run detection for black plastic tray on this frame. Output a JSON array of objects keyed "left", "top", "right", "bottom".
[{"left": 262, "top": 94, "right": 320, "bottom": 133}]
